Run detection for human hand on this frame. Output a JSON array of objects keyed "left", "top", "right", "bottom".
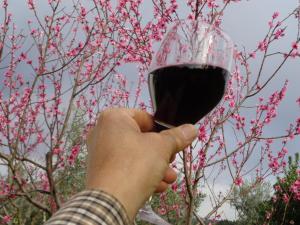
[{"left": 86, "top": 108, "right": 197, "bottom": 221}]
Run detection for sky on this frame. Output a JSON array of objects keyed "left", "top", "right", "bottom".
[{"left": 1, "top": 0, "right": 300, "bottom": 221}]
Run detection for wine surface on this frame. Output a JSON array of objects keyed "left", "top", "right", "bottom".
[{"left": 149, "top": 64, "right": 228, "bottom": 127}]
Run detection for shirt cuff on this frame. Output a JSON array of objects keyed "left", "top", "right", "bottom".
[{"left": 45, "top": 189, "right": 131, "bottom": 225}]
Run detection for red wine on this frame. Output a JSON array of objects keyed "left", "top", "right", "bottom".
[{"left": 149, "top": 64, "right": 228, "bottom": 128}]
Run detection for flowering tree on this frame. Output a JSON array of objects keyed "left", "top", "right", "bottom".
[
  {"left": 229, "top": 153, "right": 300, "bottom": 225},
  {"left": 261, "top": 153, "right": 300, "bottom": 225},
  {"left": 0, "top": 0, "right": 300, "bottom": 224}
]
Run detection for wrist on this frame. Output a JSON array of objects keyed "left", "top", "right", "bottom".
[{"left": 86, "top": 170, "right": 151, "bottom": 221}]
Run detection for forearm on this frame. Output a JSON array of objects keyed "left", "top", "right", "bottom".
[{"left": 45, "top": 190, "right": 131, "bottom": 225}]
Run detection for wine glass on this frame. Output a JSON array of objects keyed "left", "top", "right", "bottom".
[
  {"left": 149, "top": 20, "right": 233, "bottom": 131},
  {"left": 137, "top": 20, "right": 234, "bottom": 224}
]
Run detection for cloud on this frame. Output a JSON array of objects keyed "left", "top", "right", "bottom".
[{"left": 198, "top": 182, "right": 237, "bottom": 221}]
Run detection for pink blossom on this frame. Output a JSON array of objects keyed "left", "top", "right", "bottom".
[
  {"left": 171, "top": 183, "right": 178, "bottom": 192},
  {"left": 233, "top": 50, "right": 242, "bottom": 60},
  {"left": 249, "top": 52, "right": 256, "bottom": 58},
  {"left": 27, "top": 0, "right": 34, "bottom": 9},
  {"left": 277, "top": 147, "right": 288, "bottom": 158},
  {"left": 198, "top": 150, "right": 206, "bottom": 168},
  {"left": 272, "top": 12, "right": 279, "bottom": 19},
  {"left": 68, "top": 145, "right": 80, "bottom": 165},
  {"left": 274, "top": 29, "right": 285, "bottom": 39},
  {"left": 188, "top": 13, "right": 195, "bottom": 20},
  {"left": 282, "top": 193, "right": 289, "bottom": 203},
  {"left": 280, "top": 178, "right": 286, "bottom": 183},
  {"left": 207, "top": 0, "right": 218, "bottom": 8},
  {"left": 198, "top": 125, "right": 207, "bottom": 142},
  {"left": 2, "top": 0, "right": 8, "bottom": 8},
  {"left": 265, "top": 211, "right": 271, "bottom": 219},
  {"left": 158, "top": 207, "right": 167, "bottom": 215},
  {"left": 292, "top": 42, "right": 299, "bottom": 50},
  {"left": 39, "top": 173, "right": 50, "bottom": 191},
  {"left": 268, "top": 21, "right": 273, "bottom": 28},
  {"left": 234, "top": 176, "right": 243, "bottom": 186},
  {"left": 53, "top": 147, "right": 62, "bottom": 155},
  {"left": 80, "top": 7, "right": 87, "bottom": 17},
  {"left": 297, "top": 97, "right": 300, "bottom": 106},
  {"left": 269, "top": 158, "right": 279, "bottom": 172},
  {"left": 229, "top": 100, "right": 235, "bottom": 108},
  {"left": 290, "top": 179, "right": 300, "bottom": 200},
  {"left": 258, "top": 39, "right": 268, "bottom": 51},
  {"left": 2, "top": 215, "right": 11, "bottom": 223}
]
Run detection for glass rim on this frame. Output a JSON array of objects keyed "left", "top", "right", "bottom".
[
  {"left": 174, "top": 19, "right": 233, "bottom": 41},
  {"left": 148, "top": 19, "right": 234, "bottom": 74}
]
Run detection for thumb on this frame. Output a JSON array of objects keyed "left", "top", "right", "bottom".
[{"left": 160, "top": 124, "right": 198, "bottom": 157}]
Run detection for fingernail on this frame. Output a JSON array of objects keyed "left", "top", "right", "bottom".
[{"left": 180, "top": 124, "right": 197, "bottom": 142}]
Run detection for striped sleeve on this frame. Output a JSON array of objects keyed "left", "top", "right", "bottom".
[{"left": 44, "top": 190, "right": 131, "bottom": 225}]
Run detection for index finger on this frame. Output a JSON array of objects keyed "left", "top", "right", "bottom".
[{"left": 124, "top": 108, "right": 154, "bottom": 132}]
